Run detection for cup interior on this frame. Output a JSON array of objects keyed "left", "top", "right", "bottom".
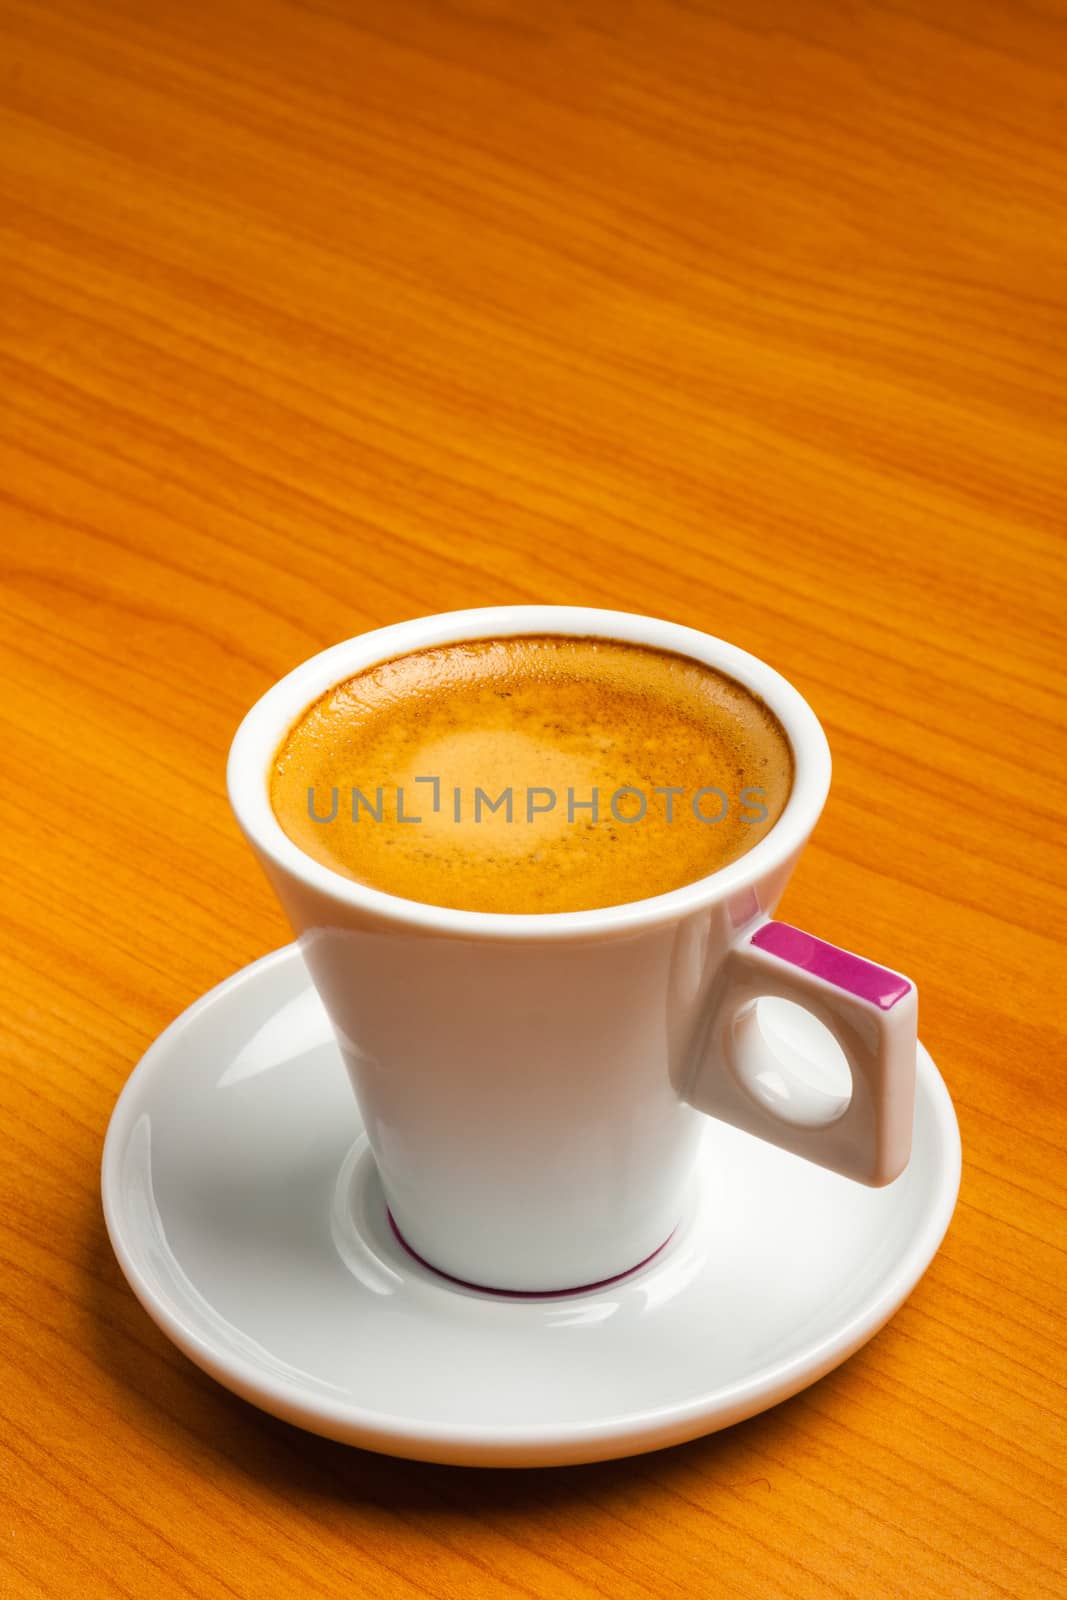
[{"left": 227, "top": 606, "right": 832, "bottom": 938}]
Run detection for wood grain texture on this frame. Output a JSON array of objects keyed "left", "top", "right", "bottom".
[{"left": 1, "top": 0, "right": 1064, "bottom": 1594}]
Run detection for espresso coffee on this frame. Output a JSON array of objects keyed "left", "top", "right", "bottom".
[{"left": 269, "top": 636, "right": 793, "bottom": 913}]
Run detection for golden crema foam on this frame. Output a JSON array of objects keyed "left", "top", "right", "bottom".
[{"left": 270, "top": 635, "right": 794, "bottom": 913}]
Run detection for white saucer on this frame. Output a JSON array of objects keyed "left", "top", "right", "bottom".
[{"left": 102, "top": 945, "right": 961, "bottom": 1468}]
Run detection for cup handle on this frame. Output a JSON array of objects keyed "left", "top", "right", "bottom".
[{"left": 687, "top": 920, "right": 918, "bottom": 1185}]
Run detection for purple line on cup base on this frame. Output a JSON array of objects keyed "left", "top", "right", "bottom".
[{"left": 386, "top": 1210, "right": 677, "bottom": 1299}]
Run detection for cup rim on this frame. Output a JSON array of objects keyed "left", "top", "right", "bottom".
[{"left": 226, "top": 606, "right": 831, "bottom": 940}]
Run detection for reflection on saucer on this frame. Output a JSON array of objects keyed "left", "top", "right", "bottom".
[
  {"left": 217, "top": 985, "right": 334, "bottom": 1089},
  {"left": 121, "top": 1114, "right": 350, "bottom": 1398}
]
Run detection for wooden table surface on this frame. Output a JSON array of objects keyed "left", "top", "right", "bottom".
[{"left": 2, "top": 0, "right": 1064, "bottom": 1595}]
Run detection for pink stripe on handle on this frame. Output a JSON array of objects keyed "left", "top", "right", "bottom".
[{"left": 751, "top": 922, "right": 912, "bottom": 1010}]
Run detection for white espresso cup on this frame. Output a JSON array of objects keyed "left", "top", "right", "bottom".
[{"left": 228, "top": 606, "right": 917, "bottom": 1293}]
